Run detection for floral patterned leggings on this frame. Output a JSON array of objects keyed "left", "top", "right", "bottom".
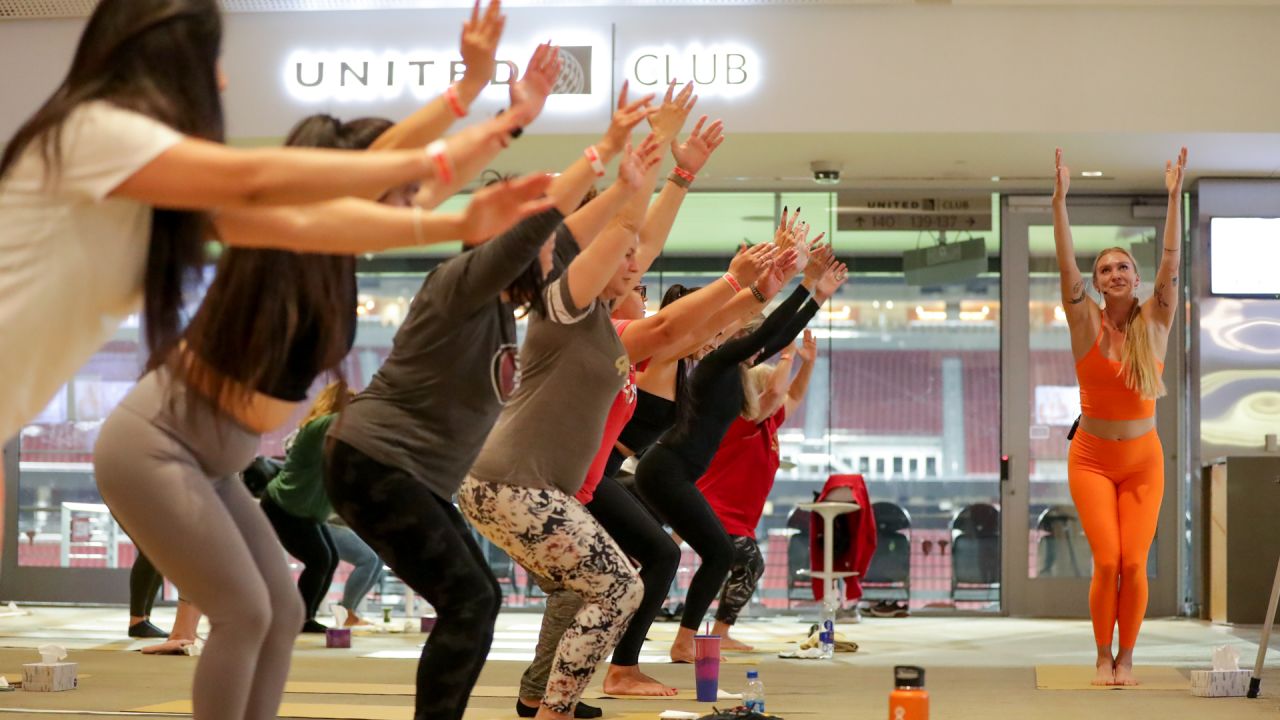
[{"left": 458, "top": 476, "right": 642, "bottom": 714}]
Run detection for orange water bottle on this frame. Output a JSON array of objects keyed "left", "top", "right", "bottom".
[{"left": 889, "top": 666, "right": 928, "bottom": 720}]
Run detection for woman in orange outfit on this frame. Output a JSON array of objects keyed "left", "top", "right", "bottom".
[{"left": 1052, "top": 146, "right": 1186, "bottom": 686}]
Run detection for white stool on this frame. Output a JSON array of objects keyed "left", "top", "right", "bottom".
[{"left": 796, "top": 501, "right": 861, "bottom": 607}]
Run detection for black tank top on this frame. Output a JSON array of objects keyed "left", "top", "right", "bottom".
[{"left": 605, "top": 389, "right": 677, "bottom": 478}]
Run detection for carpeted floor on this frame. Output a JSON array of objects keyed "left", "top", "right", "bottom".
[{"left": 0, "top": 607, "right": 1276, "bottom": 719}]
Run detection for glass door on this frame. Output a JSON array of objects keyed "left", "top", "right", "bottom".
[{"left": 1000, "top": 196, "right": 1182, "bottom": 617}]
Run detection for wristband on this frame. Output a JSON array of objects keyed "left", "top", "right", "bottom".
[
  {"left": 749, "top": 283, "right": 767, "bottom": 303},
  {"left": 425, "top": 140, "right": 454, "bottom": 185},
  {"left": 584, "top": 145, "right": 607, "bottom": 178},
  {"left": 444, "top": 84, "right": 467, "bottom": 118},
  {"left": 493, "top": 109, "right": 524, "bottom": 139},
  {"left": 722, "top": 273, "right": 742, "bottom": 293},
  {"left": 667, "top": 171, "right": 691, "bottom": 189},
  {"left": 412, "top": 205, "right": 426, "bottom": 246},
  {"left": 673, "top": 166, "right": 696, "bottom": 183}
]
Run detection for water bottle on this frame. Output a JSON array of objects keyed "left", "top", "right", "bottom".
[
  {"left": 743, "top": 669, "right": 765, "bottom": 713},
  {"left": 888, "top": 665, "right": 928, "bottom": 720},
  {"left": 819, "top": 597, "right": 837, "bottom": 659}
]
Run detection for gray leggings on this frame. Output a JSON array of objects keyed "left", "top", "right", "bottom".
[
  {"left": 328, "top": 521, "right": 385, "bottom": 611},
  {"left": 94, "top": 371, "right": 304, "bottom": 720}
]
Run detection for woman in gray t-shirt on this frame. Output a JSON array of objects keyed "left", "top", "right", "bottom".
[{"left": 459, "top": 138, "right": 661, "bottom": 720}]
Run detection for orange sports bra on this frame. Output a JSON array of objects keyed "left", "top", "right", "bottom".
[{"left": 1075, "top": 327, "right": 1162, "bottom": 421}]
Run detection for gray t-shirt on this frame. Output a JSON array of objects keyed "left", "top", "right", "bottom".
[
  {"left": 329, "top": 209, "right": 564, "bottom": 500},
  {"left": 468, "top": 270, "right": 629, "bottom": 497}
]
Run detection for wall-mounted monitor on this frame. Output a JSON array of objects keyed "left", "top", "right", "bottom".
[{"left": 1210, "top": 217, "right": 1280, "bottom": 298}]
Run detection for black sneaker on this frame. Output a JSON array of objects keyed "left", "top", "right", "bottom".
[
  {"left": 514, "top": 700, "right": 603, "bottom": 718},
  {"left": 300, "top": 619, "right": 329, "bottom": 634},
  {"left": 128, "top": 620, "right": 168, "bottom": 638}
]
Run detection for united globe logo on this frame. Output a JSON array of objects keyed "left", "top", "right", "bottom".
[{"left": 552, "top": 46, "right": 592, "bottom": 95}]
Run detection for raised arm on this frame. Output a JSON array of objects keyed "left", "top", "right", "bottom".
[
  {"left": 619, "top": 243, "right": 775, "bottom": 362},
  {"left": 547, "top": 82, "right": 655, "bottom": 220},
  {"left": 702, "top": 254, "right": 812, "bottom": 368},
  {"left": 213, "top": 172, "right": 553, "bottom": 254},
  {"left": 415, "top": 43, "right": 561, "bottom": 208},
  {"left": 635, "top": 115, "right": 725, "bottom": 275},
  {"left": 784, "top": 329, "right": 818, "bottom": 417},
  {"left": 562, "top": 138, "right": 661, "bottom": 308},
  {"left": 1148, "top": 147, "right": 1187, "bottom": 329},
  {"left": 111, "top": 121, "right": 512, "bottom": 210},
  {"left": 1053, "top": 148, "right": 1098, "bottom": 331},
  {"left": 370, "top": 0, "right": 505, "bottom": 152}
]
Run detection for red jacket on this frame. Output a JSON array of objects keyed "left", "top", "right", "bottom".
[{"left": 810, "top": 474, "right": 877, "bottom": 601}]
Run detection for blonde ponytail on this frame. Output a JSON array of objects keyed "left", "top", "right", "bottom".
[
  {"left": 740, "top": 363, "right": 775, "bottom": 422},
  {"left": 1119, "top": 302, "right": 1166, "bottom": 400},
  {"left": 296, "top": 380, "right": 350, "bottom": 430},
  {"left": 1093, "top": 247, "right": 1166, "bottom": 400}
]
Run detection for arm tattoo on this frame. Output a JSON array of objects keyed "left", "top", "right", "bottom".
[
  {"left": 1068, "top": 280, "right": 1087, "bottom": 305},
  {"left": 1155, "top": 281, "right": 1172, "bottom": 309}
]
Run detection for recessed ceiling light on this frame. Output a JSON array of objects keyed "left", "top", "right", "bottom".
[
  {"left": 1081, "top": 171, "right": 1104, "bottom": 178},
  {"left": 990, "top": 176, "right": 1001, "bottom": 182}
]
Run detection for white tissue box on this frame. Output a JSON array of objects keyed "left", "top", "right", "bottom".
[
  {"left": 1190, "top": 669, "right": 1250, "bottom": 698},
  {"left": 22, "top": 662, "right": 77, "bottom": 692}
]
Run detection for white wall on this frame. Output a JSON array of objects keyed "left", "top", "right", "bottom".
[{"left": 2, "top": 4, "right": 1280, "bottom": 141}]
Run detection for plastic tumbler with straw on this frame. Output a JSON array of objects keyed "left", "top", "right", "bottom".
[{"left": 694, "top": 621, "right": 721, "bottom": 702}]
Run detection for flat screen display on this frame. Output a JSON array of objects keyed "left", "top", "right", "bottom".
[{"left": 1210, "top": 217, "right": 1280, "bottom": 298}]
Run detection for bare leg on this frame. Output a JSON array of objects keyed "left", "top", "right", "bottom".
[
  {"left": 1112, "top": 646, "right": 1138, "bottom": 686},
  {"left": 141, "top": 599, "right": 202, "bottom": 654},
  {"left": 1093, "top": 644, "right": 1115, "bottom": 686},
  {"left": 670, "top": 625, "right": 697, "bottom": 663}
]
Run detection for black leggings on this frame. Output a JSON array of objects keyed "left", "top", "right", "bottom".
[
  {"left": 129, "top": 552, "right": 163, "bottom": 617},
  {"left": 325, "top": 440, "right": 501, "bottom": 720},
  {"left": 589, "top": 475, "right": 681, "bottom": 664},
  {"left": 260, "top": 495, "right": 337, "bottom": 623},
  {"left": 635, "top": 444, "right": 733, "bottom": 632}
]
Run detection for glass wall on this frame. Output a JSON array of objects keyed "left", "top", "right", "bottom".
[{"left": 7, "top": 189, "right": 1004, "bottom": 614}]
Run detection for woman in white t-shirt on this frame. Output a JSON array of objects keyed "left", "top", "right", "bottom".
[{"left": 0, "top": 0, "right": 529, "bottom": 544}]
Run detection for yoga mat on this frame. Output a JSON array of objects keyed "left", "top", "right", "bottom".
[
  {"left": 282, "top": 682, "right": 611, "bottom": 700},
  {"left": 1035, "top": 665, "right": 1188, "bottom": 691},
  {"left": 131, "top": 701, "right": 624, "bottom": 720}
]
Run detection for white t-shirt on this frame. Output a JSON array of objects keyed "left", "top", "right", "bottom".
[{"left": 0, "top": 101, "right": 184, "bottom": 441}]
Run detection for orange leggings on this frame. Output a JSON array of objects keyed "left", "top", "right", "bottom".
[{"left": 1067, "top": 428, "right": 1163, "bottom": 650}]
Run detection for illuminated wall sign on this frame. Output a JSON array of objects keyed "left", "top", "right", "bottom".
[
  {"left": 283, "top": 35, "right": 608, "bottom": 113},
  {"left": 623, "top": 43, "right": 760, "bottom": 99},
  {"left": 282, "top": 36, "right": 759, "bottom": 107}
]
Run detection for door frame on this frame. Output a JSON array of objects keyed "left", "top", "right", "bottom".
[{"left": 1000, "top": 194, "right": 1183, "bottom": 618}]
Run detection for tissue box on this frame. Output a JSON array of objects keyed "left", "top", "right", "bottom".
[
  {"left": 22, "top": 662, "right": 77, "bottom": 692},
  {"left": 1190, "top": 669, "right": 1250, "bottom": 697}
]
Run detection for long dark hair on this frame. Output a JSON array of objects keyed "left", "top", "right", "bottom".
[
  {"left": 0, "top": 0, "right": 225, "bottom": 364},
  {"left": 177, "top": 115, "right": 393, "bottom": 410},
  {"left": 663, "top": 283, "right": 700, "bottom": 435}
]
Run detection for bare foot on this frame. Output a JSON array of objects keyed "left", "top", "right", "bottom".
[
  {"left": 669, "top": 639, "right": 696, "bottom": 664},
  {"left": 1091, "top": 658, "right": 1115, "bottom": 686},
  {"left": 1112, "top": 659, "right": 1139, "bottom": 686},
  {"left": 603, "top": 665, "right": 678, "bottom": 696},
  {"left": 720, "top": 635, "right": 755, "bottom": 652},
  {"left": 140, "top": 638, "right": 194, "bottom": 655},
  {"left": 344, "top": 613, "right": 372, "bottom": 628}
]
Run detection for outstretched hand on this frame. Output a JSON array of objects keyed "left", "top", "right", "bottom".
[
  {"left": 617, "top": 134, "right": 663, "bottom": 190},
  {"left": 757, "top": 248, "right": 800, "bottom": 299},
  {"left": 601, "top": 81, "right": 657, "bottom": 156},
  {"left": 671, "top": 116, "right": 725, "bottom": 176},
  {"left": 797, "top": 329, "right": 818, "bottom": 364},
  {"left": 508, "top": 43, "right": 561, "bottom": 126},
  {"left": 459, "top": 172, "right": 555, "bottom": 244},
  {"left": 804, "top": 239, "right": 833, "bottom": 284},
  {"left": 815, "top": 259, "right": 849, "bottom": 301},
  {"left": 1165, "top": 146, "right": 1188, "bottom": 196},
  {"left": 774, "top": 207, "right": 803, "bottom": 248},
  {"left": 728, "top": 242, "right": 778, "bottom": 288},
  {"left": 1053, "top": 147, "right": 1070, "bottom": 202},
  {"left": 459, "top": 0, "right": 505, "bottom": 91},
  {"left": 648, "top": 81, "right": 698, "bottom": 144}
]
